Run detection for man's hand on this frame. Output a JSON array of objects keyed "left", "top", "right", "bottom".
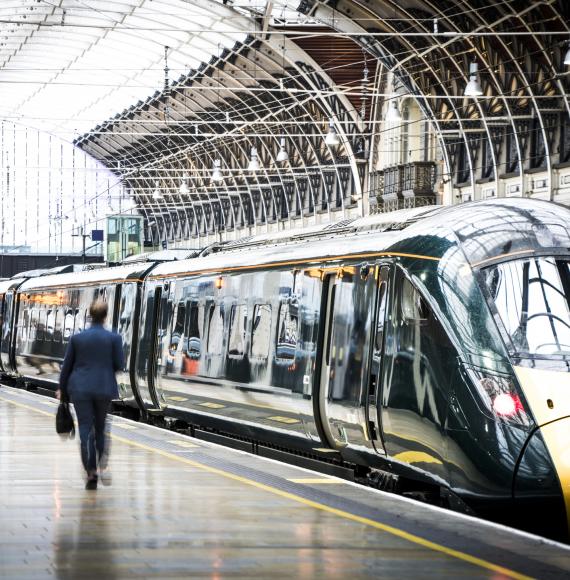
[{"left": 55, "top": 389, "right": 61, "bottom": 401}]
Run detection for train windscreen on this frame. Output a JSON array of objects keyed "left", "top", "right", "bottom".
[{"left": 483, "top": 257, "right": 570, "bottom": 359}]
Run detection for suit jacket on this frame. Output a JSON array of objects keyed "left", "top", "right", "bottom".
[{"left": 59, "top": 324, "right": 125, "bottom": 400}]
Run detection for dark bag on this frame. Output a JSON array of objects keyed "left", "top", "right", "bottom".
[{"left": 56, "top": 401, "right": 75, "bottom": 439}]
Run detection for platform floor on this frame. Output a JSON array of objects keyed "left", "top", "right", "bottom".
[{"left": 1, "top": 386, "right": 569, "bottom": 579}]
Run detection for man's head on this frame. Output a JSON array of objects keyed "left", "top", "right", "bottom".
[{"left": 89, "top": 299, "right": 108, "bottom": 325}]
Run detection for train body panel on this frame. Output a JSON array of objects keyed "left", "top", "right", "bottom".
[{"left": 5, "top": 199, "right": 570, "bottom": 539}]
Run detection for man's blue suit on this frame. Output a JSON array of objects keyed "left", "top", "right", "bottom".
[{"left": 60, "top": 324, "right": 125, "bottom": 474}]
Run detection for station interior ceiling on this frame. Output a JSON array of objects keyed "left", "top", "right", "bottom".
[{"left": 1, "top": 0, "right": 569, "bottom": 250}]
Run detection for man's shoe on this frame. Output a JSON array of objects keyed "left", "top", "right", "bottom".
[
  {"left": 99, "top": 469, "right": 112, "bottom": 486},
  {"left": 85, "top": 476, "right": 98, "bottom": 490}
]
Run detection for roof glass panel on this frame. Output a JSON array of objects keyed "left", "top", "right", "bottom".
[{"left": 0, "top": 0, "right": 249, "bottom": 140}]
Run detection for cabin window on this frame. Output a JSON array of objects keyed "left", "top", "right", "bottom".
[
  {"left": 228, "top": 304, "right": 247, "bottom": 357},
  {"left": 276, "top": 301, "right": 298, "bottom": 360},
  {"left": 206, "top": 303, "right": 224, "bottom": 355},
  {"left": 251, "top": 304, "right": 272, "bottom": 360}
]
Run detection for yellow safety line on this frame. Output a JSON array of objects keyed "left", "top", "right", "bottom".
[
  {"left": 287, "top": 478, "right": 344, "bottom": 484},
  {"left": 0, "top": 393, "right": 532, "bottom": 580}
]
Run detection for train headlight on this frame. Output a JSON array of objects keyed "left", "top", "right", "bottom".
[
  {"left": 470, "top": 371, "right": 530, "bottom": 427},
  {"left": 492, "top": 392, "right": 523, "bottom": 417}
]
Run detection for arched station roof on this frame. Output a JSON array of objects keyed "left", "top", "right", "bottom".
[{"left": 1, "top": 1, "right": 569, "bottom": 246}]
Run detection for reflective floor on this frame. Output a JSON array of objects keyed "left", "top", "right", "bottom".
[{"left": 1, "top": 386, "right": 569, "bottom": 579}]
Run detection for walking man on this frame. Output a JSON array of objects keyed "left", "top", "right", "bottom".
[{"left": 58, "top": 299, "right": 125, "bottom": 490}]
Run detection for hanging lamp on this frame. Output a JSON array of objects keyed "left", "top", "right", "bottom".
[
  {"left": 464, "top": 62, "right": 483, "bottom": 97},
  {"left": 325, "top": 118, "right": 340, "bottom": 146},
  {"left": 212, "top": 159, "right": 223, "bottom": 182},
  {"left": 248, "top": 147, "right": 260, "bottom": 171},
  {"left": 385, "top": 100, "right": 402, "bottom": 122},
  {"left": 276, "top": 137, "right": 289, "bottom": 162}
]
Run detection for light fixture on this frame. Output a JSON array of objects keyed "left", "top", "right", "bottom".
[
  {"left": 179, "top": 179, "right": 189, "bottom": 195},
  {"left": 212, "top": 159, "right": 223, "bottom": 182},
  {"left": 464, "top": 62, "right": 483, "bottom": 97},
  {"left": 325, "top": 118, "right": 340, "bottom": 146},
  {"left": 385, "top": 100, "right": 402, "bottom": 122},
  {"left": 565, "top": 42, "right": 570, "bottom": 66},
  {"left": 152, "top": 181, "right": 162, "bottom": 200},
  {"left": 248, "top": 147, "right": 260, "bottom": 171},
  {"left": 276, "top": 137, "right": 289, "bottom": 162}
]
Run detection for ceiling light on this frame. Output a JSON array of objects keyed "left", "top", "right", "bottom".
[
  {"left": 325, "top": 118, "right": 339, "bottom": 146},
  {"left": 385, "top": 100, "right": 402, "bottom": 122},
  {"left": 179, "top": 179, "right": 189, "bottom": 195},
  {"left": 276, "top": 137, "right": 289, "bottom": 162},
  {"left": 152, "top": 181, "right": 162, "bottom": 199},
  {"left": 212, "top": 159, "right": 223, "bottom": 182},
  {"left": 248, "top": 147, "right": 260, "bottom": 171},
  {"left": 464, "top": 62, "right": 483, "bottom": 97}
]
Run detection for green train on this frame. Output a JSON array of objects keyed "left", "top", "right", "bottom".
[{"left": 1, "top": 198, "right": 569, "bottom": 540}]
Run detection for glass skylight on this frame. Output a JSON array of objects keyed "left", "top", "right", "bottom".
[{"left": 0, "top": 0, "right": 249, "bottom": 141}]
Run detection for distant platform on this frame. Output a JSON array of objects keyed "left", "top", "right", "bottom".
[{"left": 1, "top": 385, "right": 569, "bottom": 579}]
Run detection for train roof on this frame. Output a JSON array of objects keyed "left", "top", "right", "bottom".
[
  {"left": 402, "top": 197, "right": 570, "bottom": 268},
  {"left": 149, "top": 198, "right": 570, "bottom": 278},
  {"left": 13, "top": 199, "right": 570, "bottom": 290},
  {"left": 19, "top": 263, "right": 150, "bottom": 291},
  {"left": 0, "top": 278, "right": 25, "bottom": 293}
]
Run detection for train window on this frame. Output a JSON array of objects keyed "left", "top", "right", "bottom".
[
  {"left": 46, "top": 309, "right": 54, "bottom": 341},
  {"left": 228, "top": 304, "right": 247, "bottom": 357},
  {"left": 37, "top": 308, "right": 45, "bottom": 341},
  {"left": 63, "top": 309, "right": 74, "bottom": 342},
  {"left": 206, "top": 304, "right": 224, "bottom": 355},
  {"left": 276, "top": 301, "right": 298, "bottom": 360},
  {"left": 401, "top": 277, "right": 429, "bottom": 322},
  {"left": 54, "top": 308, "right": 63, "bottom": 343},
  {"left": 75, "top": 309, "right": 85, "bottom": 334},
  {"left": 251, "top": 304, "right": 271, "bottom": 359},
  {"left": 186, "top": 301, "right": 202, "bottom": 357},
  {"left": 29, "top": 308, "right": 37, "bottom": 342},
  {"left": 375, "top": 281, "right": 389, "bottom": 351}
]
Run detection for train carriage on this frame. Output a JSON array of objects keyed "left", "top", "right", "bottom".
[{"left": 5, "top": 198, "right": 570, "bottom": 540}]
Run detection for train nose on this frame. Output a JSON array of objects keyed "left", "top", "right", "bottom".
[{"left": 514, "top": 416, "right": 570, "bottom": 541}]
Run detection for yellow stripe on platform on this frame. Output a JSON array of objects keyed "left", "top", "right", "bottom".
[
  {"left": 288, "top": 478, "right": 344, "bottom": 484},
  {"left": 0, "top": 393, "right": 533, "bottom": 580},
  {"left": 112, "top": 423, "right": 137, "bottom": 430},
  {"left": 167, "top": 439, "right": 199, "bottom": 449},
  {"left": 267, "top": 415, "right": 299, "bottom": 424},
  {"left": 198, "top": 402, "right": 226, "bottom": 409}
]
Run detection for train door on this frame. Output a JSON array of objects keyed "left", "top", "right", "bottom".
[
  {"left": 0, "top": 293, "right": 5, "bottom": 374},
  {"left": 379, "top": 267, "right": 453, "bottom": 478},
  {"left": 366, "top": 265, "right": 391, "bottom": 454},
  {"left": 317, "top": 263, "right": 377, "bottom": 450},
  {"left": 0, "top": 288, "right": 17, "bottom": 375},
  {"left": 147, "top": 281, "right": 173, "bottom": 409}
]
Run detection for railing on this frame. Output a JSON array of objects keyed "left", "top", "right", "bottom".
[
  {"left": 371, "top": 196, "right": 437, "bottom": 214},
  {"left": 369, "top": 161, "right": 437, "bottom": 201}
]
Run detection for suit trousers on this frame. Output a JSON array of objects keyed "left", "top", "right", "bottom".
[{"left": 73, "top": 397, "right": 112, "bottom": 473}]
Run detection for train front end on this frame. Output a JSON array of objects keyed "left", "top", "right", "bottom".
[
  {"left": 401, "top": 199, "right": 570, "bottom": 540},
  {"left": 480, "top": 255, "right": 570, "bottom": 540}
]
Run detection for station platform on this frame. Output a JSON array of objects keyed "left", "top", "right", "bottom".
[{"left": 1, "top": 385, "right": 569, "bottom": 580}]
